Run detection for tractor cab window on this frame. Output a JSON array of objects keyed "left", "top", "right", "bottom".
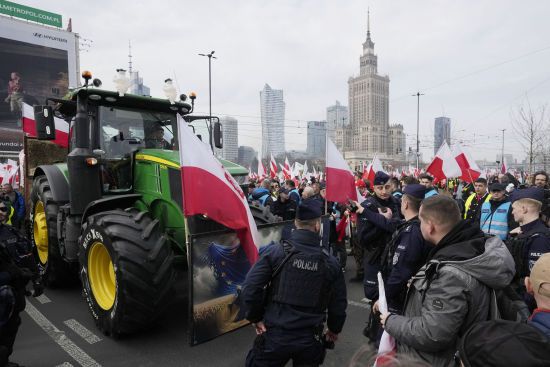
[{"left": 98, "top": 106, "right": 176, "bottom": 192}]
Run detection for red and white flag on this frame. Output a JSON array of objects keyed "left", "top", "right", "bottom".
[
  {"left": 22, "top": 102, "right": 70, "bottom": 148},
  {"left": 270, "top": 154, "right": 278, "bottom": 179},
  {"left": 452, "top": 144, "right": 481, "bottom": 183},
  {"left": 326, "top": 139, "right": 359, "bottom": 203},
  {"left": 257, "top": 159, "right": 266, "bottom": 179},
  {"left": 366, "top": 155, "right": 385, "bottom": 188},
  {"left": 426, "top": 142, "right": 461, "bottom": 182},
  {"left": 374, "top": 272, "right": 397, "bottom": 366},
  {"left": 283, "top": 156, "right": 291, "bottom": 179},
  {"left": 501, "top": 156, "right": 508, "bottom": 174},
  {"left": 177, "top": 116, "right": 260, "bottom": 264}
]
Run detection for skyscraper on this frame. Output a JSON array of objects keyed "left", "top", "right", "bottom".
[
  {"left": 326, "top": 101, "right": 348, "bottom": 143},
  {"left": 238, "top": 145, "right": 257, "bottom": 167},
  {"left": 260, "top": 84, "right": 285, "bottom": 159},
  {"left": 434, "top": 116, "right": 451, "bottom": 154},
  {"left": 336, "top": 10, "right": 405, "bottom": 167},
  {"left": 127, "top": 41, "right": 150, "bottom": 96},
  {"left": 221, "top": 116, "right": 238, "bottom": 162},
  {"left": 306, "top": 120, "right": 327, "bottom": 158}
]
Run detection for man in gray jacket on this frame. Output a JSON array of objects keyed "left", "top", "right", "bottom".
[{"left": 380, "top": 195, "right": 515, "bottom": 367}]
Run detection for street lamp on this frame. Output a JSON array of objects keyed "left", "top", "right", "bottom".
[
  {"left": 198, "top": 50, "right": 217, "bottom": 150},
  {"left": 412, "top": 92, "right": 424, "bottom": 170}
]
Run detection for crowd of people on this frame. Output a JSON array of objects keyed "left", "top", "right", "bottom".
[{"left": 242, "top": 170, "right": 550, "bottom": 366}]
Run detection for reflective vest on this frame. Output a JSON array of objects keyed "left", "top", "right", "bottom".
[
  {"left": 4, "top": 207, "right": 14, "bottom": 226},
  {"left": 464, "top": 192, "right": 492, "bottom": 219},
  {"left": 480, "top": 201, "right": 511, "bottom": 240},
  {"left": 425, "top": 188, "right": 438, "bottom": 198}
]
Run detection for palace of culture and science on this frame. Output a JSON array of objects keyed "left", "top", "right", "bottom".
[{"left": 335, "top": 11, "right": 406, "bottom": 168}]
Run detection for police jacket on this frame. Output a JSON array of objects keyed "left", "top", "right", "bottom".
[
  {"left": 478, "top": 198, "right": 517, "bottom": 240},
  {"left": 270, "top": 198, "right": 297, "bottom": 221},
  {"left": 0, "top": 224, "right": 39, "bottom": 279},
  {"left": 357, "top": 195, "right": 401, "bottom": 252},
  {"left": 289, "top": 189, "right": 301, "bottom": 205},
  {"left": 384, "top": 221, "right": 515, "bottom": 367},
  {"left": 242, "top": 229, "right": 347, "bottom": 333},
  {"left": 424, "top": 188, "right": 438, "bottom": 198},
  {"left": 380, "top": 217, "right": 430, "bottom": 313},
  {"left": 508, "top": 219, "right": 550, "bottom": 277}
]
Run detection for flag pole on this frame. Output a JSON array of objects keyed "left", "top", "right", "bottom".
[{"left": 325, "top": 131, "right": 328, "bottom": 215}]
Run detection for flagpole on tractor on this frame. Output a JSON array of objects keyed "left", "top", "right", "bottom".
[{"left": 198, "top": 51, "right": 217, "bottom": 152}]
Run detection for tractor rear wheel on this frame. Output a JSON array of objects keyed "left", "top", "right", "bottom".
[
  {"left": 79, "top": 208, "right": 175, "bottom": 336},
  {"left": 30, "top": 175, "right": 74, "bottom": 286}
]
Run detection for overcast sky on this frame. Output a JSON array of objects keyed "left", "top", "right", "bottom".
[{"left": 20, "top": 0, "right": 550, "bottom": 163}]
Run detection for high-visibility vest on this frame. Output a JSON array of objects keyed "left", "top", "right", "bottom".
[
  {"left": 4, "top": 206, "right": 15, "bottom": 226},
  {"left": 480, "top": 201, "right": 511, "bottom": 240},
  {"left": 464, "top": 192, "right": 491, "bottom": 219}
]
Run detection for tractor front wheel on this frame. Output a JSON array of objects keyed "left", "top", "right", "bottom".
[{"left": 79, "top": 208, "right": 175, "bottom": 336}]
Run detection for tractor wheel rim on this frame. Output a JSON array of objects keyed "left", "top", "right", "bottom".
[
  {"left": 33, "top": 201, "right": 49, "bottom": 265},
  {"left": 88, "top": 241, "right": 116, "bottom": 311}
]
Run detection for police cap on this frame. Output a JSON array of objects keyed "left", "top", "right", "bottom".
[
  {"left": 511, "top": 187, "right": 545, "bottom": 203},
  {"left": 403, "top": 184, "right": 425, "bottom": 200},
  {"left": 373, "top": 171, "right": 390, "bottom": 186},
  {"left": 297, "top": 198, "right": 322, "bottom": 220}
]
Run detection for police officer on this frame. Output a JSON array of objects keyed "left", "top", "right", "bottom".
[
  {"left": 477, "top": 182, "right": 517, "bottom": 241},
  {"left": 354, "top": 171, "right": 401, "bottom": 301},
  {"left": 242, "top": 199, "right": 347, "bottom": 367},
  {"left": 375, "top": 184, "right": 430, "bottom": 314},
  {"left": 507, "top": 187, "right": 550, "bottom": 311},
  {"left": 0, "top": 205, "right": 43, "bottom": 367}
]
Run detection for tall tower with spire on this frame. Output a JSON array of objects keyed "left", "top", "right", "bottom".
[
  {"left": 127, "top": 41, "right": 151, "bottom": 96},
  {"left": 339, "top": 9, "right": 404, "bottom": 168}
]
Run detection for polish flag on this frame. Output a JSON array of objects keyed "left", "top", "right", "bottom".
[
  {"left": 270, "top": 154, "right": 278, "bottom": 179},
  {"left": 257, "top": 159, "right": 266, "bottom": 179},
  {"left": 177, "top": 116, "right": 260, "bottom": 264},
  {"left": 279, "top": 163, "right": 290, "bottom": 180},
  {"left": 283, "top": 157, "right": 291, "bottom": 179},
  {"left": 426, "top": 142, "right": 461, "bottom": 183},
  {"left": 501, "top": 156, "right": 508, "bottom": 174},
  {"left": 451, "top": 144, "right": 481, "bottom": 182},
  {"left": 22, "top": 102, "right": 70, "bottom": 148},
  {"left": 302, "top": 160, "right": 309, "bottom": 178},
  {"left": 367, "top": 155, "right": 385, "bottom": 188},
  {"left": 326, "top": 139, "right": 359, "bottom": 203},
  {"left": 362, "top": 162, "right": 371, "bottom": 180}
]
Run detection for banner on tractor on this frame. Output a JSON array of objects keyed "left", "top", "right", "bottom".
[{"left": 188, "top": 216, "right": 331, "bottom": 346}]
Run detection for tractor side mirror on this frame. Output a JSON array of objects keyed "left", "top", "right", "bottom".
[
  {"left": 33, "top": 105, "right": 56, "bottom": 140},
  {"left": 213, "top": 121, "right": 223, "bottom": 149}
]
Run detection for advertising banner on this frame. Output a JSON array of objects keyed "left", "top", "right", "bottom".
[
  {"left": 0, "top": 1, "right": 62, "bottom": 28},
  {"left": 0, "top": 16, "right": 78, "bottom": 157},
  {"left": 188, "top": 216, "right": 331, "bottom": 346}
]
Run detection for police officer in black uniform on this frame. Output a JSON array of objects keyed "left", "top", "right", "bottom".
[
  {"left": 0, "top": 204, "right": 43, "bottom": 367},
  {"left": 369, "top": 184, "right": 430, "bottom": 315},
  {"left": 242, "top": 199, "right": 347, "bottom": 367},
  {"left": 508, "top": 187, "right": 550, "bottom": 311},
  {"left": 354, "top": 171, "right": 401, "bottom": 301}
]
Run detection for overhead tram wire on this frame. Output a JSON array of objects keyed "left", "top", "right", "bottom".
[{"left": 389, "top": 44, "right": 550, "bottom": 104}]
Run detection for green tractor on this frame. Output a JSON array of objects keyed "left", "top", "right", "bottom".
[{"left": 28, "top": 74, "right": 262, "bottom": 336}]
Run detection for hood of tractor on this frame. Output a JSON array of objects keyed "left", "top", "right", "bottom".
[{"left": 135, "top": 149, "right": 249, "bottom": 176}]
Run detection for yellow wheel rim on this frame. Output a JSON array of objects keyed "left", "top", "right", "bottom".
[
  {"left": 33, "top": 201, "right": 49, "bottom": 265},
  {"left": 88, "top": 241, "right": 116, "bottom": 310}
]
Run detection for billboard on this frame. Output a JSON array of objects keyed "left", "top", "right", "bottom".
[
  {"left": 188, "top": 216, "right": 331, "bottom": 346},
  {"left": 0, "top": 16, "right": 78, "bottom": 157}
]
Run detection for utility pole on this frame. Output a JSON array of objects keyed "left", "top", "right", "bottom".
[
  {"left": 501, "top": 129, "right": 506, "bottom": 171},
  {"left": 198, "top": 51, "right": 217, "bottom": 151},
  {"left": 412, "top": 92, "right": 424, "bottom": 170}
]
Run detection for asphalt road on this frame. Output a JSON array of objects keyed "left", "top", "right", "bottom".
[{"left": 12, "top": 260, "right": 374, "bottom": 367}]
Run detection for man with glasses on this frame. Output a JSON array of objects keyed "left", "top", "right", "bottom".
[{"left": 0, "top": 203, "right": 14, "bottom": 226}]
